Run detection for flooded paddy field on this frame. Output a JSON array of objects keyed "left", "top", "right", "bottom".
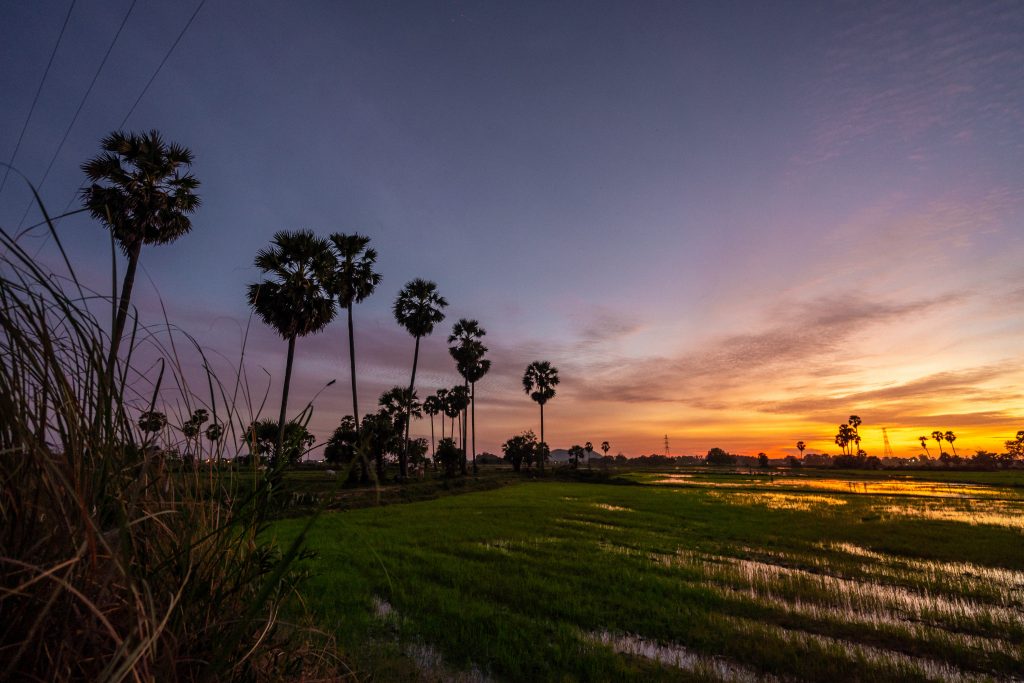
[{"left": 272, "top": 472, "right": 1024, "bottom": 681}]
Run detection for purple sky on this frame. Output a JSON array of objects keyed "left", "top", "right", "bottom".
[{"left": 2, "top": 1, "right": 1022, "bottom": 457}]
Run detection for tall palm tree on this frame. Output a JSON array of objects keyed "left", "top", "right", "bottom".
[
  {"left": 601, "top": 441, "right": 610, "bottom": 458},
  {"left": 848, "top": 415, "right": 862, "bottom": 455},
  {"left": 944, "top": 430, "right": 958, "bottom": 457},
  {"left": 445, "top": 385, "right": 469, "bottom": 452},
  {"left": 449, "top": 319, "right": 489, "bottom": 474},
  {"left": 80, "top": 130, "right": 200, "bottom": 384},
  {"left": 247, "top": 230, "right": 335, "bottom": 460},
  {"left": 393, "top": 279, "right": 448, "bottom": 478},
  {"left": 584, "top": 441, "right": 594, "bottom": 470},
  {"left": 327, "top": 233, "right": 381, "bottom": 435},
  {"left": 919, "top": 435, "right": 930, "bottom": 457},
  {"left": 796, "top": 440, "right": 806, "bottom": 458},
  {"left": 931, "top": 430, "right": 945, "bottom": 457},
  {"left": 434, "top": 388, "right": 450, "bottom": 440},
  {"left": 423, "top": 393, "right": 443, "bottom": 460},
  {"left": 522, "top": 361, "right": 559, "bottom": 473}
]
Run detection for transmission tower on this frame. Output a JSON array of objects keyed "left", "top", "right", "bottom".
[
  {"left": 882, "top": 428, "right": 895, "bottom": 459},
  {"left": 664, "top": 434, "right": 670, "bottom": 457}
]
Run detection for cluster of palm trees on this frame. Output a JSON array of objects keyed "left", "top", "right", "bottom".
[
  {"left": 833, "top": 415, "right": 863, "bottom": 456},
  {"left": 79, "top": 129, "right": 567, "bottom": 474},
  {"left": 918, "top": 430, "right": 958, "bottom": 458}
]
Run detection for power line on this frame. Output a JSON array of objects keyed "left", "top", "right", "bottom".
[
  {"left": 15, "top": 0, "right": 139, "bottom": 230},
  {"left": 0, "top": 0, "right": 77, "bottom": 198}
]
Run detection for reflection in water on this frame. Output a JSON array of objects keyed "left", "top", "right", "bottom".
[
  {"left": 706, "top": 490, "right": 848, "bottom": 511},
  {"left": 592, "top": 503, "right": 633, "bottom": 512},
  {"left": 585, "top": 630, "right": 764, "bottom": 682},
  {"left": 651, "top": 474, "right": 1012, "bottom": 499}
]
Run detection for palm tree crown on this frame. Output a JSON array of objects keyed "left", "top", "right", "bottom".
[
  {"left": 328, "top": 233, "right": 381, "bottom": 306},
  {"left": 523, "top": 360, "right": 559, "bottom": 405},
  {"left": 394, "top": 278, "right": 448, "bottom": 337},
  {"left": 247, "top": 230, "right": 336, "bottom": 339},
  {"left": 81, "top": 130, "right": 200, "bottom": 253}
]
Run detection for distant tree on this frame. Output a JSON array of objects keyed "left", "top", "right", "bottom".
[
  {"left": 835, "top": 424, "right": 857, "bottom": 456},
  {"left": 247, "top": 230, "right": 335, "bottom": 459},
  {"left": 919, "top": 435, "right": 930, "bottom": 457},
  {"left": 138, "top": 411, "right": 166, "bottom": 434},
  {"left": 1004, "top": 430, "right": 1024, "bottom": 461},
  {"left": 423, "top": 394, "right": 443, "bottom": 460},
  {"left": 324, "top": 415, "right": 362, "bottom": 482},
  {"left": 522, "top": 361, "right": 559, "bottom": 473},
  {"left": 81, "top": 130, "right": 200, "bottom": 384},
  {"left": 601, "top": 441, "right": 610, "bottom": 459},
  {"left": 536, "top": 441, "right": 551, "bottom": 470},
  {"left": 444, "top": 386, "right": 470, "bottom": 452},
  {"left": 705, "top": 447, "right": 735, "bottom": 466},
  {"left": 434, "top": 437, "right": 462, "bottom": 477},
  {"left": 326, "top": 233, "right": 381, "bottom": 435},
  {"left": 360, "top": 409, "right": 398, "bottom": 480},
  {"left": 944, "top": 430, "right": 958, "bottom": 457},
  {"left": 433, "top": 388, "right": 450, "bottom": 440},
  {"left": 242, "top": 418, "right": 314, "bottom": 465},
  {"left": 203, "top": 423, "right": 222, "bottom": 443},
  {"left": 784, "top": 455, "right": 802, "bottom": 468},
  {"left": 757, "top": 452, "right": 769, "bottom": 468},
  {"left": 502, "top": 431, "right": 538, "bottom": 473},
  {"left": 568, "top": 444, "right": 584, "bottom": 469},
  {"left": 796, "top": 440, "right": 806, "bottom": 458},
  {"left": 449, "top": 319, "right": 489, "bottom": 474},
  {"left": 931, "top": 430, "right": 945, "bottom": 458},
  {"left": 393, "top": 279, "right": 447, "bottom": 478},
  {"left": 584, "top": 441, "right": 594, "bottom": 470},
  {"left": 407, "top": 437, "right": 429, "bottom": 469}
]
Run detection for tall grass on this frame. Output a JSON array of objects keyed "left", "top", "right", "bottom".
[{"left": 0, "top": 202, "right": 343, "bottom": 680}]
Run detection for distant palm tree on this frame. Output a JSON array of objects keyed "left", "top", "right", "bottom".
[
  {"left": 522, "top": 361, "right": 559, "bottom": 473},
  {"left": 80, "top": 130, "right": 200, "bottom": 385},
  {"left": 423, "top": 394, "right": 443, "bottom": 460},
  {"left": 434, "top": 388, "right": 450, "bottom": 440},
  {"left": 449, "top": 319, "right": 489, "bottom": 474},
  {"left": 393, "top": 279, "right": 448, "bottom": 478},
  {"left": 601, "top": 441, "right": 610, "bottom": 458},
  {"left": 944, "top": 430, "right": 958, "bottom": 457},
  {"left": 327, "top": 233, "right": 381, "bottom": 435},
  {"left": 848, "top": 415, "right": 862, "bottom": 455},
  {"left": 931, "top": 430, "right": 945, "bottom": 457},
  {"left": 247, "top": 230, "right": 336, "bottom": 460},
  {"left": 796, "top": 441, "right": 806, "bottom": 458},
  {"left": 445, "top": 385, "right": 470, "bottom": 452},
  {"left": 919, "top": 435, "right": 930, "bottom": 457},
  {"left": 584, "top": 441, "right": 594, "bottom": 470},
  {"left": 379, "top": 387, "right": 422, "bottom": 457}
]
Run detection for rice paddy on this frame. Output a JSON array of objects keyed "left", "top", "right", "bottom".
[{"left": 272, "top": 471, "right": 1024, "bottom": 681}]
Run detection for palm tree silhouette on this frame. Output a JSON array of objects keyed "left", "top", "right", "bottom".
[
  {"left": 919, "top": 435, "right": 930, "bottom": 457},
  {"left": 796, "top": 441, "right": 806, "bottom": 459},
  {"left": 379, "top": 387, "right": 422, "bottom": 463},
  {"left": 445, "top": 385, "right": 470, "bottom": 454},
  {"left": 247, "top": 230, "right": 335, "bottom": 460},
  {"left": 80, "top": 130, "right": 200, "bottom": 384},
  {"left": 944, "top": 430, "right": 958, "bottom": 457},
  {"left": 601, "top": 441, "right": 610, "bottom": 459},
  {"left": 449, "top": 319, "right": 490, "bottom": 474},
  {"left": 393, "top": 279, "right": 448, "bottom": 478},
  {"left": 584, "top": 441, "right": 594, "bottom": 470},
  {"left": 931, "top": 430, "right": 945, "bottom": 457},
  {"left": 423, "top": 393, "right": 443, "bottom": 461},
  {"left": 522, "top": 361, "right": 559, "bottom": 473},
  {"left": 327, "top": 233, "right": 381, "bottom": 435},
  {"left": 434, "top": 388, "right": 450, "bottom": 440}
]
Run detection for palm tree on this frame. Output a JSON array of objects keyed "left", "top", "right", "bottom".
[
  {"left": 848, "top": 415, "right": 862, "bottom": 455},
  {"left": 327, "top": 233, "right": 381, "bottom": 435},
  {"left": 522, "top": 361, "right": 559, "bottom": 473},
  {"left": 449, "top": 319, "right": 490, "bottom": 474},
  {"left": 919, "top": 435, "right": 930, "bottom": 457},
  {"left": 601, "top": 441, "right": 610, "bottom": 459},
  {"left": 931, "top": 430, "right": 945, "bottom": 457},
  {"left": 944, "top": 430, "right": 958, "bottom": 457},
  {"left": 584, "top": 441, "right": 594, "bottom": 470},
  {"left": 393, "top": 279, "right": 448, "bottom": 478},
  {"left": 80, "top": 130, "right": 200, "bottom": 384},
  {"left": 796, "top": 440, "right": 806, "bottom": 459},
  {"left": 247, "top": 230, "right": 336, "bottom": 460},
  {"left": 434, "top": 388, "right": 450, "bottom": 440},
  {"left": 423, "top": 394, "right": 443, "bottom": 460},
  {"left": 446, "top": 385, "right": 470, "bottom": 452}
]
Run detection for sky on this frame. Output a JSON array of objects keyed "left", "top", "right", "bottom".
[{"left": 1, "top": 0, "right": 1022, "bottom": 458}]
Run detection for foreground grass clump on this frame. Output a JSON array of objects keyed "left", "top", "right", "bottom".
[
  {"left": 0, "top": 226, "right": 339, "bottom": 680},
  {"left": 275, "top": 475, "right": 1024, "bottom": 681}
]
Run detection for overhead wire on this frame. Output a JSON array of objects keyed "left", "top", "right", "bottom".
[{"left": 0, "top": 0, "right": 77, "bottom": 198}]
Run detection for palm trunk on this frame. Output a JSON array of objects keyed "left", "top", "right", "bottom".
[
  {"left": 277, "top": 335, "right": 296, "bottom": 464},
  {"left": 107, "top": 242, "right": 142, "bottom": 388},
  {"left": 429, "top": 414, "right": 435, "bottom": 460},
  {"left": 470, "top": 381, "right": 477, "bottom": 475},
  {"left": 539, "top": 402, "right": 545, "bottom": 474},
  {"left": 402, "top": 335, "right": 421, "bottom": 479},
  {"left": 347, "top": 303, "right": 360, "bottom": 434}
]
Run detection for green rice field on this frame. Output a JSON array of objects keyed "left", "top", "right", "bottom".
[{"left": 272, "top": 470, "right": 1024, "bottom": 681}]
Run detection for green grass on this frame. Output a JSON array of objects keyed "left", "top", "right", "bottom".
[{"left": 272, "top": 473, "right": 1024, "bottom": 681}]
